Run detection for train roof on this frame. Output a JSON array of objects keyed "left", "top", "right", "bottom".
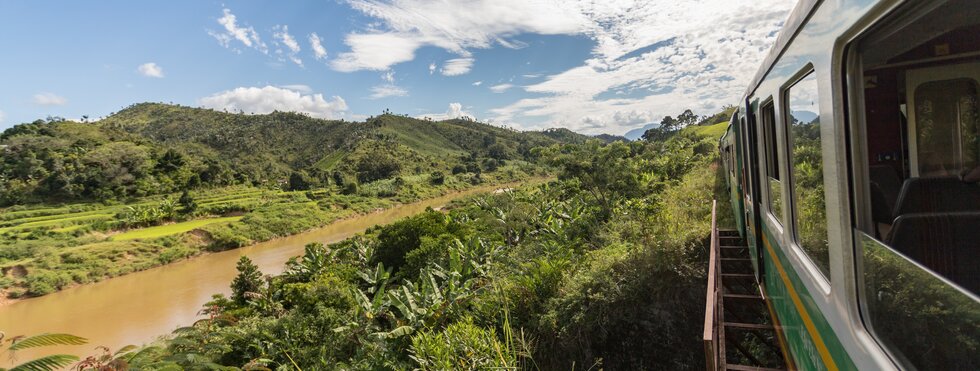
[{"left": 743, "top": 0, "right": 820, "bottom": 98}]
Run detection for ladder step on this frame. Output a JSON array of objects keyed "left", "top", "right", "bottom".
[
  {"left": 726, "top": 364, "right": 785, "bottom": 371},
  {"left": 724, "top": 322, "right": 775, "bottom": 330},
  {"left": 721, "top": 258, "right": 752, "bottom": 262},
  {"left": 721, "top": 246, "right": 748, "bottom": 250},
  {"left": 722, "top": 273, "right": 755, "bottom": 278},
  {"left": 723, "top": 293, "right": 763, "bottom": 300}
]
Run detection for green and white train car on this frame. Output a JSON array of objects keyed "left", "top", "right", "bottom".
[{"left": 718, "top": 0, "right": 979, "bottom": 369}]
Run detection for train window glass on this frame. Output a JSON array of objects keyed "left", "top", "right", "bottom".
[
  {"left": 786, "top": 72, "right": 829, "bottom": 277},
  {"left": 850, "top": 0, "right": 980, "bottom": 368},
  {"left": 761, "top": 101, "right": 784, "bottom": 222}
]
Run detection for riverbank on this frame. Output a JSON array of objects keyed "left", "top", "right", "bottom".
[
  {"left": 0, "top": 164, "right": 548, "bottom": 303},
  {"left": 0, "top": 180, "right": 543, "bottom": 367}
]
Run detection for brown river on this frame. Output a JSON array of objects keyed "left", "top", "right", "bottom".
[{"left": 0, "top": 185, "right": 510, "bottom": 366}]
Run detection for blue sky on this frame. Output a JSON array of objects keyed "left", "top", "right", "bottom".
[{"left": 0, "top": 0, "right": 794, "bottom": 135}]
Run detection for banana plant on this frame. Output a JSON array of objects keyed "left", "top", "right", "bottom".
[{"left": 0, "top": 332, "right": 87, "bottom": 371}]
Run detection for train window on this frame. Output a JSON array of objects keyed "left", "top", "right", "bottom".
[
  {"left": 785, "top": 72, "right": 829, "bottom": 277},
  {"left": 849, "top": 0, "right": 980, "bottom": 368},
  {"left": 761, "top": 101, "right": 784, "bottom": 222}
]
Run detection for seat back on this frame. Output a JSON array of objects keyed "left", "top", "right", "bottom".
[
  {"left": 885, "top": 212, "right": 980, "bottom": 294},
  {"left": 891, "top": 177, "right": 980, "bottom": 220},
  {"left": 869, "top": 165, "right": 902, "bottom": 211}
]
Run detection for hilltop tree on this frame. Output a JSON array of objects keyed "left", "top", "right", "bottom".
[
  {"left": 231, "top": 256, "right": 263, "bottom": 305},
  {"left": 677, "top": 109, "right": 698, "bottom": 127}
]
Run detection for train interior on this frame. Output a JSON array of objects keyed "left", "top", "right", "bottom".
[{"left": 858, "top": 0, "right": 979, "bottom": 294}]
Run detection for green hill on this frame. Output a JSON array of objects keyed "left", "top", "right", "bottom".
[{"left": 0, "top": 103, "right": 587, "bottom": 205}]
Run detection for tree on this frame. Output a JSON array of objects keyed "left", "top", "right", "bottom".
[
  {"left": 156, "top": 149, "right": 186, "bottom": 173},
  {"left": 179, "top": 190, "right": 197, "bottom": 214},
  {"left": 231, "top": 256, "right": 263, "bottom": 305},
  {"left": 356, "top": 155, "right": 401, "bottom": 183},
  {"left": 677, "top": 109, "right": 698, "bottom": 127},
  {"left": 288, "top": 171, "right": 312, "bottom": 191}
]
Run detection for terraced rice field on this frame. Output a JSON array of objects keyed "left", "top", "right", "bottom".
[{"left": 113, "top": 216, "right": 244, "bottom": 241}]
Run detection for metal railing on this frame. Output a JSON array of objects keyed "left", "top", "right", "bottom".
[{"left": 703, "top": 200, "right": 722, "bottom": 370}]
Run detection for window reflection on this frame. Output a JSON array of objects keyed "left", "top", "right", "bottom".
[{"left": 787, "top": 73, "right": 829, "bottom": 277}]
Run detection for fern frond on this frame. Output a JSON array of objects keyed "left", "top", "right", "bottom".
[
  {"left": 8, "top": 334, "right": 87, "bottom": 351},
  {"left": 9, "top": 354, "right": 79, "bottom": 371}
]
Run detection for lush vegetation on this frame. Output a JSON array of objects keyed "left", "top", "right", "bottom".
[
  {"left": 0, "top": 104, "right": 588, "bottom": 300},
  {"left": 120, "top": 127, "right": 725, "bottom": 370}
]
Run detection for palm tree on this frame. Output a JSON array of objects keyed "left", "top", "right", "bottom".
[{"left": 0, "top": 332, "right": 87, "bottom": 371}]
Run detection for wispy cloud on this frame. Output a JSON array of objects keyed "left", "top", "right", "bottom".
[
  {"left": 273, "top": 25, "right": 303, "bottom": 66},
  {"left": 199, "top": 85, "right": 347, "bottom": 119},
  {"left": 472, "top": 81, "right": 483, "bottom": 86},
  {"left": 441, "top": 58, "right": 474, "bottom": 76},
  {"left": 335, "top": 0, "right": 588, "bottom": 72},
  {"left": 208, "top": 8, "right": 267, "bottom": 54},
  {"left": 309, "top": 32, "right": 327, "bottom": 60},
  {"left": 428, "top": 62, "right": 436, "bottom": 75},
  {"left": 382, "top": 71, "right": 395, "bottom": 84},
  {"left": 489, "top": 83, "right": 514, "bottom": 93},
  {"left": 137, "top": 62, "right": 164, "bottom": 78},
  {"left": 33, "top": 92, "right": 67, "bottom": 106},
  {"left": 369, "top": 84, "right": 408, "bottom": 99}
]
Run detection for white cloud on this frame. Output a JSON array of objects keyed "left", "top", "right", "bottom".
[
  {"left": 273, "top": 25, "right": 303, "bottom": 66},
  {"left": 381, "top": 71, "right": 395, "bottom": 84},
  {"left": 440, "top": 58, "right": 474, "bottom": 76},
  {"left": 137, "top": 62, "right": 164, "bottom": 78},
  {"left": 309, "top": 32, "right": 327, "bottom": 60},
  {"left": 472, "top": 81, "right": 483, "bottom": 86},
  {"left": 336, "top": 0, "right": 589, "bottom": 71},
  {"left": 332, "top": 33, "right": 421, "bottom": 72},
  {"left": 33, "top": 92, "right": 67, "bottom": 106},
  {"left": 279, "top": 84, "right": 313, "bottom": 93},
  {"left": 418, "top": 102, "right": 474, "bottom": 121},
  {"left": 489, "top": 83, "right": 514, "bottom": 93},
  {"left": 369, "top": 84, "right": 408, "bottom": 99},
  {"left": 428, "top": 62, "right": 436, "bottom": 75},
  {"left": 487, "top": 0, "right": 794, "bottom": 134},
  {"left": 209, "top": 8, "right": 267, "bottom": 54},
  {"left": 339, "top": 0, "right": 793, "bottom": 134},
  {"left": 199, "top": 86, "right": 347, "bottom": 119}
]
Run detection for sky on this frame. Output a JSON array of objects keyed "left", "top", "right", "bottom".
[{"left": 0, "top": 0, "right": 796, "bottom": 135}]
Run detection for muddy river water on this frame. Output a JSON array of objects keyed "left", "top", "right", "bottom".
[{"left": 0, "top": 185, "right": 510, "bottom": 366}]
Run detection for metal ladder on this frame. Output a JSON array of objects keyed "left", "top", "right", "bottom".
[{"left": 704, "top": 201, "right": 790, "bottom": 371}]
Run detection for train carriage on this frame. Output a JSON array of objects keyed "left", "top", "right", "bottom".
[{"left": 711, "top": 0, "right": 980, "bottom": 369}]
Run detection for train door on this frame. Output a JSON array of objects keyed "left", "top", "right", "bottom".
[{"left": 741, "top": 101, "right": 765, "bottom": 282}]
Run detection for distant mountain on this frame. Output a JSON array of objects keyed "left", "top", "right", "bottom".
[
  {"left": 624, "top": 123, "right": 659, "bottom": 141},
  {"left": 790, "top": 110, "right": 818, "bottom": 124},
  {"left": 0, "top": 103, "right": 588, "bottom": 204}
]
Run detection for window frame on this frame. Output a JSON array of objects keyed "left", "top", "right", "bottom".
[
  {"left": 760, "top": 98, "right": 785, "bottom": 226},
  {"left": 782, "top": 65, "right": 832, "bottom": 284}
]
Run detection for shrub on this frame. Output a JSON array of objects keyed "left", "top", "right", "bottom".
[
  {"left": 429, "top": 171, "right": 446, "bottom": 185},
  {"left": 410, "top": 320, "right": 516, "bottom": 370}
]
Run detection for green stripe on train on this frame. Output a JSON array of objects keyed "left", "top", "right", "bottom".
[{"left": 756, "top": 223, "right": 857, "bottom": 371}]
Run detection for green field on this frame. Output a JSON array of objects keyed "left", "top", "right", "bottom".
[
  {"left": 113, "top": 216, "right": 244, "bottom": 241},
  {"left": 0, "top": 162, "right": 541, "bottom": 299},
  {"left": 682, "top": 121, "right": 729, "bottom": 139}
]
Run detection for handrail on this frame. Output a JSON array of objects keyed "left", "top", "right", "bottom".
[{"left": 703, "top": 200, "right": 720, "bottom": 371}]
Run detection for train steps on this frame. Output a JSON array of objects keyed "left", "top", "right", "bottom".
[
  {"left": 715, "top": 229, "right": 788, "bottom": 371},
  {"left": 705, "top": 201, "right": 790, "bottom": 371}
]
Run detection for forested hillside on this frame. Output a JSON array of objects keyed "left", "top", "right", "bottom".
[
  {"left": 110, "top": 125, "right": 730, "bottom": 370},
  {"left": 0, "top": 103, "right": 590, "bottom": 206},
  {"left": 0, "top": 104, "right": 592, "bottom": 300}
]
